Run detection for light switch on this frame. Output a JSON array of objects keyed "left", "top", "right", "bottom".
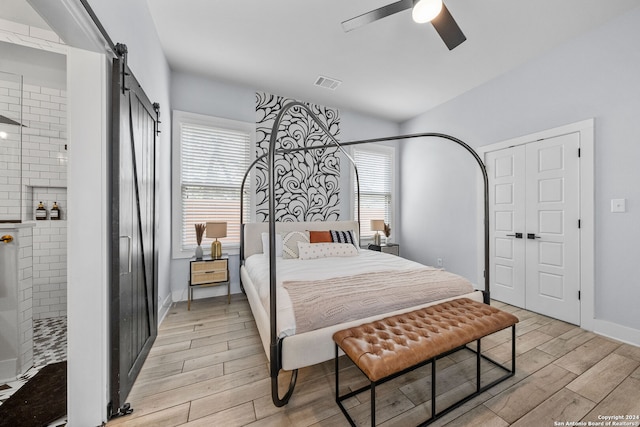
[{"left": 611, "top": 198, "right": 626, "bottom": 213}]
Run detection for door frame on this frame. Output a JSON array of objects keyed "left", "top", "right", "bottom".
[{"left": 476, "top": 118, "right": 594, "bottom": 329}]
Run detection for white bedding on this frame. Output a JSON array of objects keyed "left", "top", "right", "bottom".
[{"left": 244, "top": 249, "right": 468, "bottom": 337}]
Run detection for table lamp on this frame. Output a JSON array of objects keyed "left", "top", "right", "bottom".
[
  {"left": 206, "top": 221, "right": 227, "bottom": 259},
  {"left": 370, "top": 219, "right": 385, "bottom": 246}
]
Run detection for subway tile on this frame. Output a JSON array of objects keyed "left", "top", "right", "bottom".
[
  {"left": 30, "top": 106, "right": 51, "bottom": 115},
  {"left": 23, "top": 85, "right": 41, "bottom": 94},
  {"left": 41, "top": 115, "right": 60, "bottom": 124},
  {"left": 0, "top": 93, "right": 20, "bottom": 103},
  {"left": 41, "top": 87, "right": 61, "bottom": 96},
  {"left": 40, "top": 129, "right": 60, "bottom": 138},
  {"left": 30, "top": 93, "right": 51, "bottom": 102},
  {"left": 33, "top": 278, "right": 50, "bottom": 286},
  {"left": 41, "top": 101, "right": 61, "bottom": 111},
  {"left": 23, "top": 98, "right": 40, "bottom": 107},
  {"left": 29, "top": 122, "right": 50, "bottom": 130}
]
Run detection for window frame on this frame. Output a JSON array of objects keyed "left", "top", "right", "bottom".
[
  {"left": 171, "top": 110, "right": 255, "bottom": 259},
  {"left": 351, "top": 143, "right": 395, "bottom": 242}
]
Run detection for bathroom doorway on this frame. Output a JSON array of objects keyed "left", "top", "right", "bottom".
[{"left": 0, "top": 24, "right": 68, "bottom": 411}]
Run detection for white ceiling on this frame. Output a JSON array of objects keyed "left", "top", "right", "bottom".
[
  {"left": 146, "top": 0, "right": 640, "bottom": 122},
  {"left": 7, "top": 1, "right": 640, "bottom": 122}
]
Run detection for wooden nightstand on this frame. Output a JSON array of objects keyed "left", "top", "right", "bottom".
[
  {"left": 189, "top": 255, "right": 230, "bottom": 309},
  {"left": 367, "top": 243, "right": 400, "bottom": 256}
]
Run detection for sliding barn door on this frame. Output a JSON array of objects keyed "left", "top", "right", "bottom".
[{"left": 110, "top": 56, "right": 158, "bottom": 414}]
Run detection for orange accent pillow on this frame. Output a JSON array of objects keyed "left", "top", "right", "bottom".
[{"left": 309, "top": 230, "right": 332, "bottom": 243}]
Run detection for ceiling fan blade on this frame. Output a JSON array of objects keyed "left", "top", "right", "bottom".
[
  {"left": 342, "top": 0, "right": 413, "bottom": 32},
  {"left": 431, "top": 3, "right": 466, "bottom": 50}
]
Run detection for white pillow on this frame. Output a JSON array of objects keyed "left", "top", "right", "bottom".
[
  {"left": 282, "top": 231, "right": 310, "bottom": 259},
  {"left": 297, "top": 242, "right": 358, "bottom": 260},
  {"left": 261, "top": 232, "right": 283, "bottom": 257}
]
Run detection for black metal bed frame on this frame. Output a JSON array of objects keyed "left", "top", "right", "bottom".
[{"left": 239, "top": 101, "right": 491, "bottom": 407}]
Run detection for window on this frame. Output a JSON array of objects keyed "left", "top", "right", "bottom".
[
  {"left": 172, "top": 111, "right": 253, "bottom": 257},
  {"left": 352, "top": 145, "right": 394, "bottom": 239}
]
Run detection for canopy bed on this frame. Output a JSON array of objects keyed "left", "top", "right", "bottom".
[{"left": 239, "top": 101, "right": 490, "bottom": 407}]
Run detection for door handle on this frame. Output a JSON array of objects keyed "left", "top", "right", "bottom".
[
  {"left": 120, "top": 235, "right": 132, "bottom": 275},
  {"left": 527, "top": 233, "right": 541, "bottom": 240},
  {"left": 506, "top": 233, "right": 523, "bottom": 239}
]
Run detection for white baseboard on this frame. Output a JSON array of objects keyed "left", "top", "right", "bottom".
[
  {"left": 172, "top": 289, "right": 188, "bottom": 303},
  {"left": 158, "top": 292, "right": 173, "bottom": 326},
  {"left": 593, "top": 318, "right": 640, "bottom": 347}
]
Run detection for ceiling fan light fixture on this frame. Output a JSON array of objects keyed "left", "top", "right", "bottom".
[{"left": 412, "top": 0, "right": 443, "bottom": 23}]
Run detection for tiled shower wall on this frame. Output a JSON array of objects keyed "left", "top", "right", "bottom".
[
  {"left": 0, "top": 77, "right": 21, "bottom": 221},
  {"left": 22, "top": 84, "right": 68, "bottom": 319}
]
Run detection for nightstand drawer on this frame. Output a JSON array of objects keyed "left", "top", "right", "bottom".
[
  {"left": 192, "top": 270, "right": 228, "bottom": 285},
  {"left": 192, "top": 259, "right": 227, "bottom": 272}
]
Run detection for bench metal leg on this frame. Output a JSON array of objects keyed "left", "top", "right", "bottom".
[
  {"left": 477, "top": 338, "right": 481, "bottom": 393},
  {"left": 371, "top": 381, "right": 376, "bottom": 426},
  {"left": 431, "top": 357, "right": 436, "bottom": 418}
]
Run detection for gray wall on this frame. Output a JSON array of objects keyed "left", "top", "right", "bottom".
[
  {"left": 87, "top": 0, "right": 173, "bottom": 315},
  {"left": 399, "top": 6, "right": 640, "bottom": 333},
  {"left": 170, "top": 70, "right": 399, "bottom": 301}
]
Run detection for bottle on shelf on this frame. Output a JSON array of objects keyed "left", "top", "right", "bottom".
[
  {"left": 51, "top": 201, "right": 60, "bottom": 220},
  {"left": 36, "top": 201, "right": 47, "bottom": 220}
]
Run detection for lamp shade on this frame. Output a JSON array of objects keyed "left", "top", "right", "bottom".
[
  {"left": 370, "top": 219, "right": 385, "bottom": 232},
  {"left": 412, "top": 0, "right": 443, "bottom": 23},
  {"left": 206, "top": 222, "right": 227, "bottom": 239}
]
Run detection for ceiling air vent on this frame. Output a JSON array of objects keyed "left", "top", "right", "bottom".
[{"left": 314, "top": 75, "right": 341, "bottom": 90}]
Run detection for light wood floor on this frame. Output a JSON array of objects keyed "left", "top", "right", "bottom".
[{"left": 107, "top": 294, "right": 640, "bottom": 427}]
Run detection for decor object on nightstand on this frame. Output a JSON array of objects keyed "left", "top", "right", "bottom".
[
  {"left": 207, "top": 221, "right": 227, "bottom": 259},
  {"left": 370, "top": 219, "right": 385, "bottom": 246},
  {"left": 383, "top": 222, "right": 391, "bottom": 244},
  {"left": 194, "top": 223, "right": 205, "bottom": 260}
]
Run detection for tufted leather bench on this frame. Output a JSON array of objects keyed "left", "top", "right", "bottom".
[{"left": 333, "top": 298, "right": 519, "bottom": 426}]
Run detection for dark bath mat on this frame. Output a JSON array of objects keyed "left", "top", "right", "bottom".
[{"left": 0, "top": 361, "right": 66, "bottom": 427}]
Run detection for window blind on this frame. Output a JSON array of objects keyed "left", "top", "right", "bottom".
[
  {"left": 180, "top": 123, "right": 250, "bottom": 249},
  {"left": 353, "top": 147, "right": 393, "bottom": 238}
]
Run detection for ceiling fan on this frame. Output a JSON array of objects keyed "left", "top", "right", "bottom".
[{"left": 342, "top": 0, "right": 466, "bottom": 50}]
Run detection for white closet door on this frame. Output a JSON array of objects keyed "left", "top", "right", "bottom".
[
  {"left": 486, "top": 132, "right": 581, "bottom": 325},
  {"left": 487, "top": 146, "right": 526, "bottom": 307},
  {"left": 524, "top": 133, "right": 581, "bottom": 324}
]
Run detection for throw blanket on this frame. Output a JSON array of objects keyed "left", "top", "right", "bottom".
[{"left": 282, "top": 268, "right": 474, "bottom": 334}]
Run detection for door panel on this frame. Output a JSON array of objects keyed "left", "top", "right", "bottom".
[
  {"left": 487, "top": 146, "right": 526, "bottom": 307},
  {"left": 110, "top": 57, "right": 158, "bottom": 415},
  {"left": 525, "top": 133, "right": 580, "bottom": 324}
]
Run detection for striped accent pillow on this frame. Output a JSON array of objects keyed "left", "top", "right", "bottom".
[{"left": 330, "top": 230, "right": 357, "bottom": 247}]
